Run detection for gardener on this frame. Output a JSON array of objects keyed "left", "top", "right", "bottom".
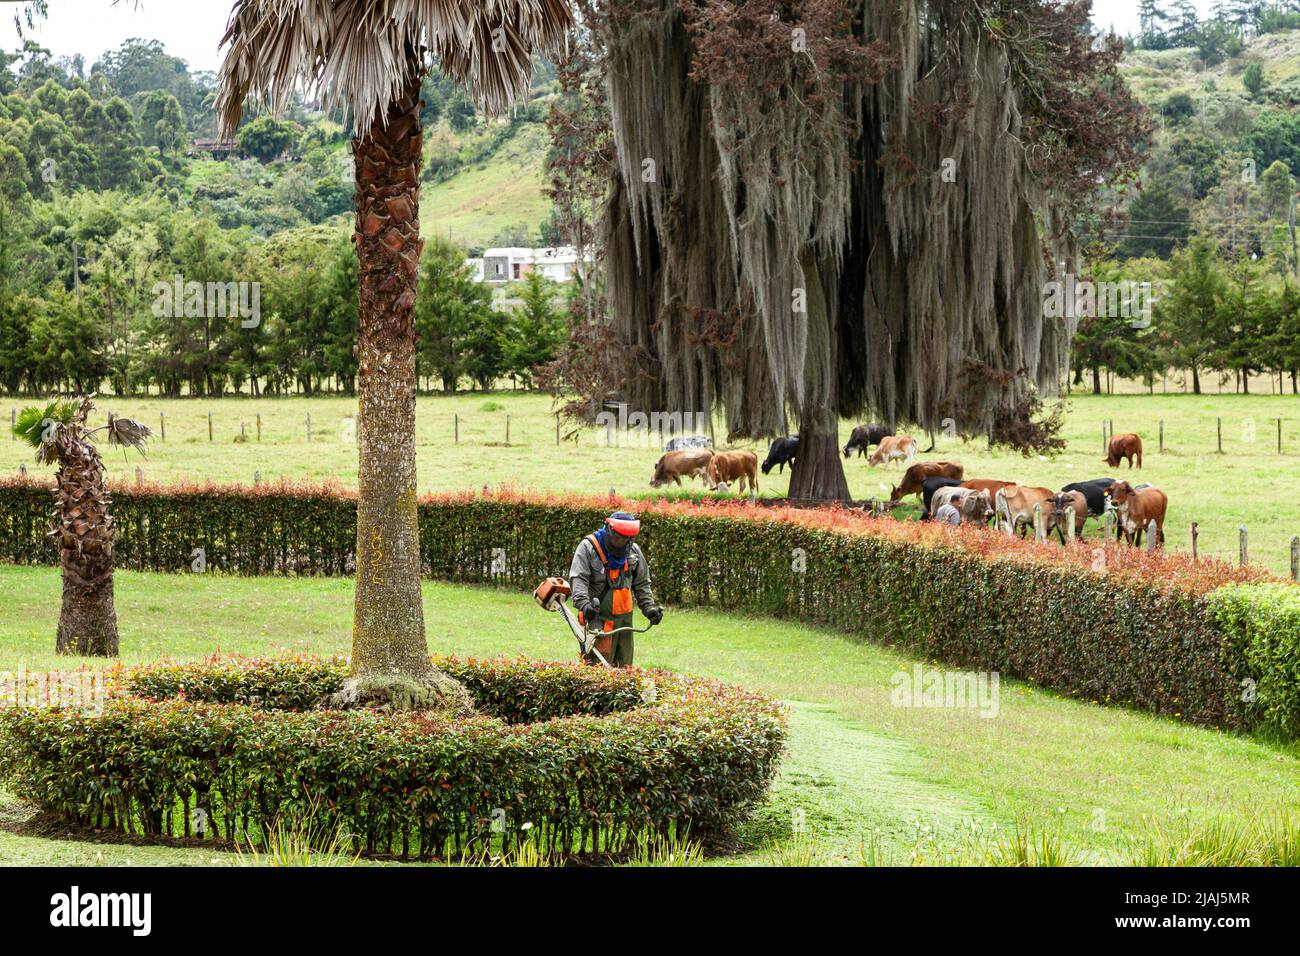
[{"left": 569, "top": 511, "right": 664, "bottom": 667}]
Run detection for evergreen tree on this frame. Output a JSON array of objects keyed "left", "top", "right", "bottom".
[
  {"left": 507, "top": 270, "right": 566, "bottom": 387},
  {"left": 1165, "top": 237, "right": 1226, "bottom": 393}
]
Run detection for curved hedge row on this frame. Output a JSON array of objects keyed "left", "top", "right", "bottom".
[
  {"left": 1, "top": 478, "right": 1296, "bottom": 732},
  {"left": 0, "top": 655, "right": 787, "bottom": 860}
]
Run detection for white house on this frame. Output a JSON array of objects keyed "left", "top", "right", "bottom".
[{"left": 470, "top": 246, "right": 592, "bottom": 284}]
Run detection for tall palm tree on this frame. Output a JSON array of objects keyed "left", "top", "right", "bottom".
[
  {"left": 216, "top": 1, "right": 571, "bottom": 705},
  {"left": 13, "top": 396, "right": 151, "bottom": 656}
]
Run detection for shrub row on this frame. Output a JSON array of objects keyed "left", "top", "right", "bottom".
[
  {"left": 1, "top": 478, "right": 1296, "bottom": 733},
  {"left": 1207, "top": 584, "right": 1300, "bottom": 739},
  {"left": 0, "top": 655, "right": 787, "bottom": 860}
]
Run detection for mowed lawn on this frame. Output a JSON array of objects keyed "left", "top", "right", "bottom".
[
  {"left": 1, "top": 566, "right": 1298, "bottom": 866},
  {"left": 2, "top": 388, "right": 1297, "bottom": 574}
]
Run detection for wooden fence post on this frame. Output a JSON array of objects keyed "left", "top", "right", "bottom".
[
  {"left": 1191, "top": 521, "right": 1199, "bottom": 562},
  {"left": 1217, "top": 417, "right": 1223, "bottom": 453},
  {"left": 1033, "top": 503, "right": 1045, "bottom": 541},
  {"left": 208, "top": 411, "right": 213, "bottom": 442},
  {"left": 555, "top": 414, "right": 560, "bottom": 446},
  {"left": 1066, "top": 506, "right": 1076, "bottom": 544},
  {"left": 1146, "top": 519, "right": 1157, "bottom": 553},
  {"left": 454, "top": 413, "right": 459, "bottom": 443},
  {"left": 1239, "top": 526, "right": 1248, "bottom": 567},
  {"left": 160, "top": 411, "right": 165, "bottom": 441},
  {"left": 1277, "top": 418, "right": 1283, "bottom": 454},
  {"left": 256, "top": 413, "right": 262, "bottom": 442},
  {"left": 306, "top": 413, "right": 312, "bottom": 443},
  {"left": 1159, "top": 420, "right": 1164, "bottom": 453},
  {"left": 1292, "top": 536, "right": 1299, "bottom": 583},
  {"left": 506, "top": 414, "right": 510, "bottom": 445}
]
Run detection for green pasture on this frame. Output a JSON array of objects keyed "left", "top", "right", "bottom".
[
  {"left": 0, "top": 567, "right": 1298, "bottom": 866},
  {"left": 2, "top": 389, "right": 1297, "bottom": 575}
]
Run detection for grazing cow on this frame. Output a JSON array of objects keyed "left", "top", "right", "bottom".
[
  {"left": 994, "top": 484, "right": 1056, "bottom": 538},
  {"left": 649, "top": 448, "right": 714, "bottom": 488},
  {"left": 843, "top": 422, "right": 893, "bottom": 459},
  {"left": 889, "top": 460, "right": 965, "bottom": 501},
  {"left": 1046, "top": 490, "right": 1088, "bottom": 543},
  {"left": 761, "top": 436, "right": 799, "bottom": 475},
  {"left": 1105, "top": 433, "right": 1143, "bottom": 469},
  {"left": 867, "top": 434, "right": 917, "bottom": 468},
  {"left": 1109, "top": 480, "right": 1167, "bottom": 548},
  {"left": 930, "top": 486, "right": 994, "bottom": 524},
  {"left": 920, "top": 476, "right": 965, "bottom": 516},
  {"left": 960, "top": 478, "right": 1016, "bottom": 497},
  {"left": 1061, "top": 478, "right": 1116, "bottom": 517},
  {"left": 706, "top": 450, "right": 759, "bottom": 495}
]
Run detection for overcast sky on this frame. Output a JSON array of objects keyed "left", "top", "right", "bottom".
[{"left": 3, "top": 0, "right": 1221, "bottom": 75}]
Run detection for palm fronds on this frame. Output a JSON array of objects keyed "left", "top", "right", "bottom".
[
  {"left": 216, "top": 0, "right": 573, "bottom": 139},
  {"left": 13, "top": 400, "right": 78, "bottom": 465},
  {"left": 104, "top": 414, "right": 153, "bottom": 454},
  {"left": 13, "top": 397, "right": 152, "bottom": 464}
]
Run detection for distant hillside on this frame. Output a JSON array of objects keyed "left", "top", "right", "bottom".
[
  {"left": 1123, "top": 28, "right": 1300, "bottom": 108},
  {"left": 421, "top": 122, "right": 551, "bottom": 250}
]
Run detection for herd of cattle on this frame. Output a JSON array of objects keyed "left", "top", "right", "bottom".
[{"left": 649, "top": 426, "right": 1167, "bottom": 548}]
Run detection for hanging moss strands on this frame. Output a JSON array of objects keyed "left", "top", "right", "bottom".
[{"left": 597, "top": 0, "right": 1146, "bottom": 499}]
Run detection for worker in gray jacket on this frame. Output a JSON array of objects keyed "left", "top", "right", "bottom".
[{"left": 568, "top": 511, "right": 663, "bottom": 667}]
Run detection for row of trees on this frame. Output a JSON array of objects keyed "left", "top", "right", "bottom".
[
  {"left": 0, "top": 192, "right": 567, "bottom": 397},
  {"left": 1135, "top": 2, "right": 1300, "bottom": 59},
  {"left": 1071, "top": 238, "right": 1300, "bottom": 393}
]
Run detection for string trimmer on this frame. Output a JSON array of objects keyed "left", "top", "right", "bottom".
[{"left": 533, "top": 577, "right": 654, "bottom": 669}]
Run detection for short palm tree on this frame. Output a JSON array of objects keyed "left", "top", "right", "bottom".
[
  {"left": 13, "top": 395, "right": 151, "bottom": 656},
  {"left": 217, "top": 1, "right": 571, "bottom": 708}
]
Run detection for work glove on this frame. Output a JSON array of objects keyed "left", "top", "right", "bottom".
[
  {"left": 646, "top": 605, "right": 664, "bottom": 626},
  {"left": 582, "top": 599, "right": 602, "bottom": 629}
]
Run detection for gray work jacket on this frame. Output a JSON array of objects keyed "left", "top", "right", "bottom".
[{"left": 568, "top": 537, "right": 657, "bottom": 615}]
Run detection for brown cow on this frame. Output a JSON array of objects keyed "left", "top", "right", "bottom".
[
  {"left": 649, "top": 448, "right": 714, "bottom": 488},
  {"left": 1105, "top": 432, "right": 1143, "bottom": 469},
  {"left": 889, "top": 460, "right": 965, "bottom": 501},
  {"left": 1046, "top": 490, "right": 1088, "bottom": 543},
  {"left": 960, "top": 478, "right": 1016, "bottom": 497},
  {"left": 994, "top": 484, "right": 1056, "bottom": 538},
  {"left": 867, "top": 434, "right": 917, "bottom": 468},
  {"left": 706, "top": 450, "right": 759, "bottom": 495},
  {"left": 1109, "top": 480, "right": 1167, "bottom": 548}
]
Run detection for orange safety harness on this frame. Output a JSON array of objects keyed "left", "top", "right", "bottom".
[{"left": 578, "top": 533, "right": 635, "bottom": 633}]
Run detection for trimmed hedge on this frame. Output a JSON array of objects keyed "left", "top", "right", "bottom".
[
  {"left": 0, "top": 655, "right": 787, "bottom": 860},
  {"left": 1, "top": 478, "right": 1296, "bottom": 733},
  {"left": 1208, "top": 585, "right": 1300, "bottom": 739}
]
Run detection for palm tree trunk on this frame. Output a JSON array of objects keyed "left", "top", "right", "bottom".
[
  {"left": 57, "top": 572, "right": 118, "bottom": 656},
  {"left": 53, "top": 458, "right": 119, "bottom": 657},
  {"left": 350, "top": 71, "right": 430, "bottom": 679}
]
